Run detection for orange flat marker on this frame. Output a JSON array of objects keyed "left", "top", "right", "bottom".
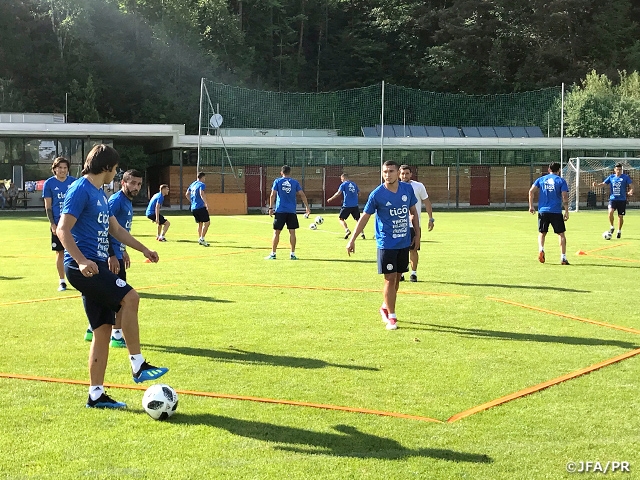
[
  {"left": 0, "top": 373, "right": 442, "bottom": 423},
  {"left": 487, "top": 297, "right": 640, "bottom": 335},
  {"left": 209, "top": 282, "right": 466, "bottom": 298},
  {"left": 576, "top": 250, "right": 587, "bottom": 255},
  {"left": 447, "top": 348, "right": 640, "bottom": 423}
]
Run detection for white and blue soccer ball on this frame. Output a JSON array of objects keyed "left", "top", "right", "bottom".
[
  {"left": 309, "top": 223, "right": 317, "bottom": 230},
  {"left": 142, "top": 384, "right": 178, "bottom": 420},
  {"left": 314, "top": 216, "right": 324, "bottom": 225},
  {"left": 602, "top": 231, "right": 612, "bottom": 240}
]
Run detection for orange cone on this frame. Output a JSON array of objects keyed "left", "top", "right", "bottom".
[
  {"left": 576, "top": 250, "right": 587, "bottom": 256},
  {"left": 144, "top": 258, "right": 152, "bottom": 263}
]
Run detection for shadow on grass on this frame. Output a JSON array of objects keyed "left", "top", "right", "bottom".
[
  {"left": 403, "top": 323, "right": 639, "bottom": 349},
  {"left": 172, "top": 414, "right": 492, "bottom": 461},
  {"left": 302, "top": 258, "right": 376, "bottom": 264},
  {"left": 138, "top": 292, "right": 233, "bottom": 303},
  {"left": 570, "top": 262, "right": 640, "bottom": 269},
  {"left": 143, "top": 344, "right": 378, "bottom": 371},
  {"left": 0, "top": 276, "right": 23, "bottom": 280},
  {"left": 431, "top": 281, "right": 589, "bottom": 293}
]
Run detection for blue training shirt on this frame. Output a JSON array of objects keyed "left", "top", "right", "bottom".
[
  {"left": 533, "top": 173, "right": 568, "bottom": 214},
  {"left": 108, "top": 191, "right": 133, "bottom": 260},
  {"left": 364, "top": 182, "right": 418, "bottom": 250},
  {"left": 61, "top": 177, "right": 111, "bottom": 266},
  {"left": 604, "top": 174, "right": 633, "bottom": 201},
  {"left": 146, "top": 192, "right": 164, "bottom": 217},
  {"left": 188, "top": 180, "right": 206, "bottom": 210},
  {"left": 42, "top": 175, "right": 76, "bottom": 224},
  {"left": 272, "top": 177, "right": 302, "bottom": 214},
  {"left": 338, "top": 180, "right": 360, "bottom": 207}
]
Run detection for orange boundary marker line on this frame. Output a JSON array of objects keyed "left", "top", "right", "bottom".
[
  {"left": 0, "top": 372, "right": 442, "bottom": 423},
  {"left": 584, "top": 254, "right": 640, "bottom": 264},
  {"left": 209, "top": 281, "right": 466, "bottom": 298},
  {"left": 0, "top": 284, "right": 179, "bottom": 307},
  {"left": 487, "top": 297, "right": 640, "bottom": 335},
  {"left": 447, "top": 348, "right": 640, "bottom": 423},
  {"left": 585, "top": 243, "right": 628, "bottom": 254}
]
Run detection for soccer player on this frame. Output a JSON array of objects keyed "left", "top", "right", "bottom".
[
  {"left": 399, "top": 165, "right": 434, "bottom": 282},
  {"left": 346, "top": 160, "right": 420, "bottom": 330},
  {"left": 58, "top": 144, "right": 168, "bottom": 409},
  {"left": 84, "top": 169, "right": 143, "bottom": 346},
  {"left": 592, "top": 163, "right": 634, "bottom": 238},
  {"left": 42, "top": 157, "right": 76, "bottom": 291},
  {"left": 146, "top": 184, "right": 170, "bottom": 241},
  {"left": 185, "top": 172, "right": 211, "bottom": 246},
  {"left": 266, "top": 165, "right": 310, "bottom": 260},
  {"left": 327, "top": 173, "right": 365, "bottom": 240},
  {"left": 528, "top": 162, "right": 570, "bottom": 265}
]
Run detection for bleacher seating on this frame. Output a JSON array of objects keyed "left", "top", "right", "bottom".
[{"left": 360, "top": 124, "right": 545, "bottom": 138}]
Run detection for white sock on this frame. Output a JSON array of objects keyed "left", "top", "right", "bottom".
[
  {"left": 199, "top": 237, "right": 204, "bottom": 241},
  {"left": 290, "top": 251, "right": 295, "bottom": 256},
  {"left": 561, "top": 254, "right": 567, "bottom": 260},
  {"left": 59, "top": 278, "right": 65, "bottom": 284},
  {"left": 411, "top": 270, "right": 417, "bottom": 276},
  {"left": 89, "top": 385, "right": 104, "bottom": 401},
  {"left": 610, "top": 225, "right": 615, "bottom": 231},
  {"left": 130, "top": 354, "right": 144, "bottom": 373},
  {"left": 389, "top": 313, "right": 397, "bottom": 319},
  {"left": 381, "top": 303, "right": 387, "bottom": 310},
  {"left": 539, "top": 247, "right": 544, "bottom": 252},
  {"left": 86, "top": 325, "right": 93, "bottom": 332},
  {"left": 111, "top": 329, "right": 123, "bottom": 340}
]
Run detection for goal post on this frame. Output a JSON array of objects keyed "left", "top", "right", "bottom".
[{"left": 564, "top": 157, "right": 640, "bottom": 212}]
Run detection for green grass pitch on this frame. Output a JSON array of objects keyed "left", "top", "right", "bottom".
[{"left": 0, "top": 209, "right": 639, "bottom": 478}]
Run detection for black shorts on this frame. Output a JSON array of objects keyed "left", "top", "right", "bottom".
[
  {"left": 538, "top": 212, "right": 566, "bottom": 234},
  {"left": 65, "top": 261, "right": 133, "bottom": 330},
  {"left": 192, "top": 206, "right": 210, "bottom": 223},
  {"left": 147, "top": 213, "right": 167, "bottom": 225},
  {"left": 377, "top": 247, "right": 410, "bottom": 275},
  {"left": 51, "top": 232, "right": 64, "bottom": 252},
  {"left": 273, "top": 212, "right": 299, "bottom": 231},
  {"left": 339, "top": 206, "right": 361, "bottom": 221},
  {"left": 409, "top": 228, "right": 420, "bottom": 251},
  {"left": 608, "top": 200, "right": 627, "bottom": 216}
]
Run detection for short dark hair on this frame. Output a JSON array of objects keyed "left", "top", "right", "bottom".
[
  {"left": 399, "top": 164, "right": 412, "bottom": 172},
  {"left": 281, "top": 165, "right": 291, "bottom": 175},
  {"left": 160, "top": 184, "right": 169, "bottom": 191},
  {"left": 51, "top": 156, "right": 70, "bottom": 173},
  {"left": 122, "top": 169, "right": 143, "bottom": 182},
  {"left": 548, "top": 162, "right": 561, "bottom": 173},
  {"left": 383, "top": 160, "right": 399, "bottom": 169},
  {"left": 615, "top": 163, "right": 623, "bottom": 168},
  {"left": 82, "top": 145, "right": 120, "bottom": 175},
  {"left": 341, "top": 173, "right": 348, "bottom": 179},
  {"left": 197, "top": 171, "right": 206, "bottom": 179}
]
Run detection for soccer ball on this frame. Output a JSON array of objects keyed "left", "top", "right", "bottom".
[
  {"left": 142, "top": 384, "right": 178, "bottom": 420},
  {"left": 602, "top": 231, "right": 612, "bottom": 240},
  {"left": 309, "top": 223, "right": 317, "bottom": 230},
  {"left": 314, "top": 216, "right": 324, "bottom": 225}
]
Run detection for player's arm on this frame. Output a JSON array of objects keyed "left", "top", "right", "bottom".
[
  {"left": 562, "top": 191, "right": 569, "bottom": 221},
  {"left": 346, "top": 212, "right": 371, "bottom": 255},
  {"left": 43, "top": 197, "right": 57, "bottom": 234},
  {"left": 199, "top": 188, "right": 208, "bottom": 209},
  {"left": 409, "top": 205, "right": 421, "bottom": 249},
  {"left": 627, "top": 179, "right": 633, "bottom": 196},
  {"left": 424, "top": 197, "right": 434, "bottom": 231},
  {"left": 57, "top": 213, "right": 98, "bottom": 276},
  {"left": 154, "top": 200, "right": 161, "bottom": 223},
  {"left": 592, "top": 180, "right": 606, "bottom": 187},
  {"left": 528, "top": 185, "right": 539, "bottom": 214},
  {"left": 327, "top": 190, "right": 341, "bottom": 203},
  {"left": 109, "top": 216, "right": 159, "bottom": 263},
  {"left": 184, "top": 188, "right": 190, "bottom": 201},
  {"left": 297, "top": 190, "right": 311, "bottom": 215},
  {"left": 267, "top": 190, "right": 277, "bottom": 216}
]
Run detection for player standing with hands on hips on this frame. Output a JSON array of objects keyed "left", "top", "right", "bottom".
[
  {"left": 346, "top": 160, "right": 420, "bottom": 330},
  {"left": 58, "top": 145, "right": 168, "bottom": 409}
]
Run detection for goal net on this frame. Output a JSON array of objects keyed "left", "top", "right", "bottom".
[{"left": 564, "top": 157, "right": 640, "bottom": 212}]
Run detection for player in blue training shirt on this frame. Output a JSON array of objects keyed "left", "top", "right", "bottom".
[
  {"left": 346, "top": 160, "right": 420, "bottom": 330},
  {"left": 592, "top": 163, "right": 634, "bottom": 238},
  {"left": 327, "top": 173, "right": 366, "bottom": 240},
  {"left": 266, "top": 165, "right": 310, "bottom": 260},
  {"left": 57, "top": 145, "right": 168, "bottom": 409},
  {"left": 145, "top": 184, "right": 170, "bottom": 241},
  {"left": 83, "top": 169, "right": 143, "bottom": 347},
  {"left": 529, "top": 162, "right": 570, "bottom": 265},
  {"left": 185, "top": 171, "right": 211, "bottom": 246},
  {"left": 42, "top": 157, "right": 76, "bottom": 292}
]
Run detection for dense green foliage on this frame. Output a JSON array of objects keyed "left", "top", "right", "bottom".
[{"left": 1, "top": 0, "right": 640, "bottom": 133}]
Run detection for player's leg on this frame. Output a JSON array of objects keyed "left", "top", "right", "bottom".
[
  {"left": 267, "top": 229, "right": 281, "bottom": 259},
  {"left": 289, "top": 229, "right": 297, "bottom": 259},
  {"left": 617, "top": 203, "right": 625, "bottom": 238},
  {"left": 110, "top": 260, "right": 126, "bottom": 348},
  {"left": 89, "top": 323, "right": 111, "bottom": 387},
  {"left": 353, "top": 210, "right": 365, "bottom": 239},
  {"left": 197, "top": 207, "right": 211, "bottom": 245},
  {"left": 338, "top": 208, "right": 351, "bottom": 238},
  {"left": 383, "top": 273, "right": 400, "bottom": 329},
  {"left": 286, "top": 214, "right": 300, "bottom": 259},
  {"left": 161, "top": 219, "right": 170, "bottom": 237},
  {"left": 608, "top": 205, "right": 615, "bottom": 232},
  {"left": 201, "top": 220, "right": 210, "bottom": 239},
  {"left": 409, "top": 249, "right": 419, "bottom": 282},
  {"left": 537, "top": 213, "right": 548, "bottom": 263},
  {"left": 156, "top": 221, "right": 162, "bottom": 239}
]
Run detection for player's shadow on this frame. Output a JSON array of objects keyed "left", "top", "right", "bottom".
[
  {"left": 172, "top": 415, "right": 492, "bottom": 462},
  {"left": 403, "top": 323, "right": 639, "bottom": 349},
  {"left": 0, "top": 276, "right": 23, "bottom": 280},
  {"left": 304, "top": 258, "right": 376, "bottom": 264},
  {"left": 432, "top": 281, "right": 589, "bottom": 293},
  {"left": 570, "top": 262, "right": 640, "bottom": 269},
  {"left": 143, "top": 344, "right": 378, "bottom": 371},
  {"left": 138, "top": 292, "right": 233, "bottom": 303}
]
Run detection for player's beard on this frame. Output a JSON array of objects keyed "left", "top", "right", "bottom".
[{"left": 124, "top": 187, "right": 139, "bottom": 199}]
